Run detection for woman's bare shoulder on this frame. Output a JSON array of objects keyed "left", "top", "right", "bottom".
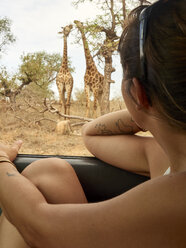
[
  {"left": 40, "top": 170, "right": 186, "bottom": 248},
  {"left": 100, "top": 171, "right": 186, "bottom": 247}
]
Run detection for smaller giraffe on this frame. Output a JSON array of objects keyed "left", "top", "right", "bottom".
[
  {"left": 56, "top": 24, "right": 73, "bottom": 115},
  {"left": 74, "top": 20, "right": 104, "bottom": 118}
]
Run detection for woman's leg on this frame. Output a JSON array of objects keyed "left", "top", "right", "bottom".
[
  {"left": 22, "top": 158, "right": 87, "bottom": 204},
  {"left": 0, "top": 158, "right": 87, "bottom": 248}
]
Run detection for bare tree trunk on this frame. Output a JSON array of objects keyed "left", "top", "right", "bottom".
[
  {"left": 9, "top": 93, "right": 16, "bottom": 108},
  {"left": 100, "top": 73, "right": 110, "bottom": 115},
  {"left": 96, "top": 0, "right": 119, "bottom": 115},
  {"left": 100, "top": 56, "right": 113, "bottom": 115},
  {"left": 122, "top": 0, "right": 126, "bottom": 20},
  {"left": 99, "top": 42, "right": 115, "bottom": 115}
]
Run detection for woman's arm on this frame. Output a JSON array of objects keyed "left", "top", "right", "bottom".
[
  {"left": 0, "top": 162, "right": 46, "bottom": 247},
  {"left": 0, "top": 141, "right": 46, "bottom": 246},
  {"left": 82, "top": 110, "right": 151, "bottom": 176},
  {"left": 82, "top": 110, "right": 142, "bottom": 136}
]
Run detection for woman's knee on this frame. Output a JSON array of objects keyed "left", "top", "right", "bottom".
[
  {"left": 21, "top": 158, "right": 87, "bottom": 204},
  {"left": 22, "top": 158, "right": 75, "bottom": 182}
]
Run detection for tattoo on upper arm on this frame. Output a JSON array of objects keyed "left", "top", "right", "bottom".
[
  {"left": 6, "top": 172, "right": 16, "bottom": 177},
  {"left": 95, "top": 123, "right": 113, "bottom": 135},
  {"left": 115, "top": 119, "right": 134, "bottom": 134}
]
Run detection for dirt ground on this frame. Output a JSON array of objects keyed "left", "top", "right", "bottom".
[
  {"left": 0, "top": 127, "right": 92, "bottom": 156},
  {"left": 0, "top": 97, "right": 127, "bottom": 156}
]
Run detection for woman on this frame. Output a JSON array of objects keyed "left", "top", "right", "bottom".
[{"left": 0, "top": 0, "right": 186, "bottom": 247}]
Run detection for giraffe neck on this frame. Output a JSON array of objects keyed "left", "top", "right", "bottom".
[
  {"left": 62, "top": 36, "right": 68, "bottom": 68},
  {"left": 79, "top": 29, "right": 95, "bottom": 69}
]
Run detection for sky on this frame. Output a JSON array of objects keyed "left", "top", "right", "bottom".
[{"left": 0, "top": 0, "right": 124, "bottom": 99}]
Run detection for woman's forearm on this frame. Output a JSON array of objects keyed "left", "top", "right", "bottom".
[
  {"left": 82, "top": 110, "right": 142, "bottom": 137},
  {"left": 0, "top": 162, "right": 46, "bottom": 245}
]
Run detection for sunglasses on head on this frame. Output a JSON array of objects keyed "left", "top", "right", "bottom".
[{"left": 139, "top": 1, "right": 160, "bottom": 83}]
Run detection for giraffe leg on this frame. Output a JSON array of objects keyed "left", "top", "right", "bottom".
[
  {"left": 61, "top": 86, "right": 66, "bottom": 116},
  {"left": 56, "top": 78, "right": 63, "bottom": 110},
  {"left": 66, "top": 84, "right": 73, "bottom": 116},
  {"left": 85, "top": 85, "right": 91, "bottom": 117},
  {"left": 93, "top": 89, "right": 98, "bottom": 118},
  {"left": 98, "top": 92, "right": 103, "bottom": 116}
]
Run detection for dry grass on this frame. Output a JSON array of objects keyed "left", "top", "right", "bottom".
[{"left": 0, "top": 97, "right": 126, "bottom": 156}]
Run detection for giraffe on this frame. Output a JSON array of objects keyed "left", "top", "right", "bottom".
[
  {"left": 56, "top": 24, "right": 73, "bottom": 116},
  {"left": 74, "top": 20, "right": 104, "bottom": 117}
]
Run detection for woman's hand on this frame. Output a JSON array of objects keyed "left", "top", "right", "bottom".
[{"left": 0, "top": 140, "right": 23, "bottom": 161}]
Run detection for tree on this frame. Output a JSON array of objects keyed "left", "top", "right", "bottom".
[
  {"left": 19, "top": 51, "right": 61, "bottom": 91},
  {"left": 73, "top": 0, "right": 154, "bottom": 115},
  {"left": 0, "top": 51, "right": 62, "bottom": 105},
  {"left": 0, "top": 17, "right": 16, "bottom": 56}
]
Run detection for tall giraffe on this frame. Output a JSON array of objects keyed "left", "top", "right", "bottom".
[
  {"left": 56, "top": 24, "right": 73, "bottom": 115},
  {"left": 74, "top": 20, "right": 104, "bottom": 117}
]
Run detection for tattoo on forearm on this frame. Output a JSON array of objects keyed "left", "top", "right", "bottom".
[
  {"left": 6, "top": 172, "right": 16, "bottom": 177},
  {"left": 95, "top": 118, "right": 135, "bottom": 135},
  {"left": 115, "top": 119, "right": 134, "bottom": 134},
  {"left": 95, "top": 123, "right": 113, "bottom": 135}
]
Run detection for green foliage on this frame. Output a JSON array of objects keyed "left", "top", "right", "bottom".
[
  {"left": 68, "top": 59, "right": 75, "bottom": 73},
  {"left": 18, "top": 51, "right": 61, "bottom": 98},
  {"left": 19, "top": 51, "right": 60, "bottom": 85},
  {"left": 0, "top": 51, "right": 63, "bottom": 101},
  {"left": 0, "top": 66, "right": 17, "bottom": 96},
  {"left": 0, "top": 17, "right": 16, "bottom": 55}
]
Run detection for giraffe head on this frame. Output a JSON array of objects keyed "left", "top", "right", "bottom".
[
  {"left": 74, "top": 20, "right": 84, "bottom": 31},
  {"left": 59, "top": 24, "right": 73, "bottom": 37}
]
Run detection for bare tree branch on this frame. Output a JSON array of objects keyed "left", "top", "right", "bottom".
[
  {"left": 24, "top": 98, "right": 48, "bottom": 113},
  {"left": 15, "top": 116, "right": 28, "bottom": 124},
  {"left": 34, "top": 118, "right": 57, "bottom": 125},
  {"left": 44, "top": 99, "right": 93, "bottom": 122}
]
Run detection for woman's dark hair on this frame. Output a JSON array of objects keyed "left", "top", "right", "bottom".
[{"left": 118, "top": 0, "right": 186, "bottom": 131}]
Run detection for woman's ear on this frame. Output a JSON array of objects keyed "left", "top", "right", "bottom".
[{"left": 131, "top": 78, "right": 150, "bottom": 109}]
